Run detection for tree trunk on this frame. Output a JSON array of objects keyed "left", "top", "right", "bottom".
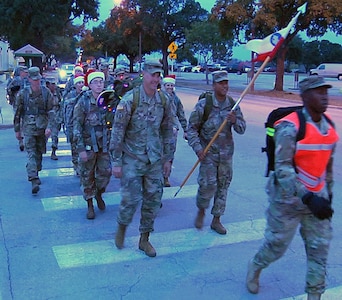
[
  {"left": 162, "top": 48, "right": 169, "bottom": 76},
  {"left": 274, "top": 47, "right": 287, "bottom": 91}
]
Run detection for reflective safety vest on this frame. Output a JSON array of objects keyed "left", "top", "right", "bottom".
[{"left": 276, "top": 112, "right": 339, "bottom": 192}]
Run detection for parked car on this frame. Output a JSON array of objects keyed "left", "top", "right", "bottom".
[
  {"left": 57, "top": 63, "right": 75, "bottom": 83},
  {"left": 191, "top": 65, "right": 202, "bottom": 73},
  {"left": 310, "top": 63, "right": 342, "bottom": 80},
  {"left": 180, "top": 65, "right": 192, "bottom": 72}
]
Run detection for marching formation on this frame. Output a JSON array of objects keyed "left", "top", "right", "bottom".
[{"left": 6, "top": 58, "right": 339, "bottom": 299}]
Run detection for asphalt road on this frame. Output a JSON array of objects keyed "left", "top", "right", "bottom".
[{"left": 0, "top": 81, "right": 341, "bottom": 300}]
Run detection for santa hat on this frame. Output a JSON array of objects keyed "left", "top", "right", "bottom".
[
  {"left": 73, "top": 75, "right": 84, "bottom": 85},
  {"left": 84, "top": 68, "right": 96, "bottom": 86},
  {"left": 87, "top": 71, "right": 104, "bottom": 85},
  {"left": 163, "top": 74, "right": 176, "bottom": 85},
  {"left": 74, "top": 65, "right": 83, "bottom": 73}
]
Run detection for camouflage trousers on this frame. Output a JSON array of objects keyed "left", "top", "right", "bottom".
[
  {"left": 253, "top": 180, "right": 333, "bottom": 294},
  {"left": 117, "top": 154, "right": 163, "bottom": 233},
  {"left": 50, "top": 123, "right": 62, "bottom": 149},
  {"left": 66, "top": 127, "right": 78, "bottom": 172},
  {"left": 24, "top": 133, "right": 47, "bottom": 181},
  {"left": 78, "top": 149, "right": 111, "bottom": 200},
  {"left": 196, "top": 153, "right": 233, "bottom": 216}
]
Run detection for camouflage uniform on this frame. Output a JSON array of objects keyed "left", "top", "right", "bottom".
[
  {"left": 109, "top": 85, "right": 175, "bottom": 233},
  {"left": 73, "top": 90, "right": 112, "bottom": 201},
  {"left": 13, "top": 83, "right": 54, "bottom": 183},
  {"left": 64, "top": 89, "right": 82, "bottom": 173},
  {"left": 251, "top": 108, "right": 337, "bottom": 295},
  {"left": 187, "top": 94, "right": 246, "bottom": 216},
  {"left": 49, "top": 84, "right": 63, "bottom": 154}
]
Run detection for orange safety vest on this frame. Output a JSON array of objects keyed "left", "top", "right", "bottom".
[{"left": 276, "top": 112, "right": 339, "bottom": 192}]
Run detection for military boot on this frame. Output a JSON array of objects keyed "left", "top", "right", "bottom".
[
  {"left": 164, "top": 177, "right": 171, "bottom": 187},
  {"left": 19, "top": 138, "right": 24, "bottom": 151},
  {"left": 95, "top": 190, "right": 106, "bottom": 210},
  {"left": 246, "top": 259, "right": 262, "bottom": 294},
  {"left": 194, "top": 208, "right": 205, "bottom": 229},
  {"left": 115, "top": 224, "right": 127, "bottom": 249},
  {"left": 31, "top": 179, "right": 40, "bottom": 194},
  {"left": 51, "top": 147, "right": 58, "bottom": 160},
  {"left": 307, "top": 294, "right": 321, "bottom": 300},
  {"left": 139, "top": 232, "right": 156, "bottom": 257},
  {"left": 210, "top": 216, "right": 227, "bottom": 235},
  {"left": 86, "top": 199, "right": 95, "bottom": 219}
]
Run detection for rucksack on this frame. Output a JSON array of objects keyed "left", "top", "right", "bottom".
[
  {"left": 197, "top": 91, "right": 235, "bottom": 130},
  {"left": 262, "top": 106, "right": 334, "bottom": 177}
]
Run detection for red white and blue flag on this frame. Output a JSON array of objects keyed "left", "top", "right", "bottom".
[{"left": 246, "top": 3, "right": 307, "bottom": 62}]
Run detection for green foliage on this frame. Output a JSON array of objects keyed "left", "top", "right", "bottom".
[{"left": 0, "top": 0, "right": 99, "bottom": 57}]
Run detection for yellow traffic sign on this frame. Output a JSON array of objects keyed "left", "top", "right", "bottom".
[
  {"left": 169, "top": 53, "right": 177, "bottom": 60},
  {"left": 168, "top": 42, "right": 178, "bottom": 53}
]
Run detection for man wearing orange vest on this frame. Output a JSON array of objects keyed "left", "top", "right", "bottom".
[{"left": 246, "top": 76, "right": 339, "bottom": 300}]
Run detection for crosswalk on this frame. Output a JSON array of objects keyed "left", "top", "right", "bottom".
[{"left": 40, "top": 135, "right": 341, "bottom": 300}]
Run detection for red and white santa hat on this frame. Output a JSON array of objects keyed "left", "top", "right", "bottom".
[
  {"left": 163, "top": 74, "right": 176, "bottom": 85},
  {"left": 73, "top": 74, "right": 84, "bottom": 85}
]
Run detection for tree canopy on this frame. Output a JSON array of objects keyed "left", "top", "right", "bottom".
[
  {"left": 212, "top": 0, "right": 342, "bottom": 91},
  {"left": 0, "top": 0, "right": 99, "bottom": 57}
]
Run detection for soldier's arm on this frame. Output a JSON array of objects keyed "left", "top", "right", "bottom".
[
  {"left": 13, "top": 91, "right": 24, "bottom": 133},
  {"left": 73, "top": 101, "right": 86, "bottom": 152},
  {"left": 160, "top": 96, "right": 176, "bottom": 162},
  {"left": 274, "top": 121, "right": 300, "bottom": 198},
  {"left": 232, "top": 105, "right": 246, "bottom": 134},
  {"left": 187, "top": 101, "right": 204, "bottom": 154},
  {"left": 175, "top": 96, "right": 188, "bottom": 132}
]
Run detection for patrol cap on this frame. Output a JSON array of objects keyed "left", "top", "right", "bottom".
[
  {"left": 114, "top": 67, "right": 126, "bottom": 76},
  {"left": 99, "top": 63, "right": 109, "bottom": 70},
  {"left": 28, "top": 67, "right": 42, "bottom": 80},
  {"left": 143, "top": 59, "right": 163, "bottom": 74},
  {"left": 18, "top": 66, "right": 28, "bottom": 73},
  {"left": 212, "top": 70, "right": 229, "bottom": 83},
  {"left": 45, "top": 77, "right": 57, "bottom": 84},
  {"left": 299, "top": 76, "right": 332, "bottom": 94}
]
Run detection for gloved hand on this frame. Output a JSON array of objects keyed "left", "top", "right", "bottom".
[{"left": 302, "top": 192, "right": 334, "bottom": 220}]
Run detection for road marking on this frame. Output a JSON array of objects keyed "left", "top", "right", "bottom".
[
  {"left": 41, "top": 184, "right": 198, "bottom": 211},
  {"left": 39, "top": 167, "right": 74, "bottom": 177},
  {"left": 52, "top": 218, "right": 266, "bottom": 269},
  {"left": 281, "top": 286, "right": 342, "bottom": 300},
  {"left": 44, "top": 149, "right": 71, "bottom": 157}
]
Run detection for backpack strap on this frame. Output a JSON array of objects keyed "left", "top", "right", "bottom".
[
  {"left": 131, "top": 87, "right": 166, "bottom": 113},
  {"left": 295, "top": 110, "right": 306, "bottom": 141}
]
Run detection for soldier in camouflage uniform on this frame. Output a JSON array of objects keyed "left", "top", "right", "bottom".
[
  {"left": 161, "top": 75, "right": 188, "bottom": 187},
  {"left": 110, "top": 59, "right": 175, "bottom": 257},
  {"left": 73, "top": 71, "right": 111, "bottom": 219},
  {"left": 64, "top": 75, "right": 84, "bottom": 174},
  {"left": 46, "top": 77, "right": 63, "bottom": 160},
  {"left": 7, "top": 66, "right": 29, "bottom": 151},
  {"left": 246, "top": 76, "right": 339, "bottom": 300},
  {"left": 63, "top": 65, "right": 84, "bottom": 98},
  {"left": 14, "top": 67, "right": 55, "bottom": 194},
  {"left": 187, "top": 70, "right": 246, "bottom": 235}
]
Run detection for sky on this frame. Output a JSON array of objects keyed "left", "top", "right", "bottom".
[{"left": 94, "top": 0, "right": 341, "bottom": 62}]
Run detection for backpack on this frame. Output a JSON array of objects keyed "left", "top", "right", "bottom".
[
  {"left": 262, "top": 106, "right": 334, "bottom": 177},
  {"left": 197, "top": 91, "right": 235, "bottom": 130}
]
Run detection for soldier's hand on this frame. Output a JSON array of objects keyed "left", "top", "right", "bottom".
[
  {"left": 79, "top": 151, "right": 88, "bottom": 162},
  {"left": 183, "top": 132, "right": 188, "bottom": 141},
  {"left": 45, "top": 128, "right": 51, "bottom": 138},
  {"left": 15, "top": 132, "right": 22, "bottom": 141},
  {"left": 302, "top": 192, "right": 334, "bottom": 220},
  {"left": 226, "top": 111, "right": 236, "bottom": 124},
  {"left": 196, "top": 149, "right": 206, "bottom": 161},
  {"left": 112, "top": 166, "right": 122, "bottom": 178}
]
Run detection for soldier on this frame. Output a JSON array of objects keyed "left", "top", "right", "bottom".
[
  {"left": 246, "top": 76, "right": 339, "bottom": 300},
  {"left": 99, "top": 63, "right": 115, "bottom": 89},
  {"left": 113, "top": 67, "right": 127, "bottom": 81},
  {"left": 7, "top": 66, "right": 29, "bottom": 151},
  {"left": 63, "top": 65, "right": 84, "bottom": 98},
  {"left": 64, "top": 75, "right": 84, "bottom": 175},
  {"left": 161, "top": 74, "right": 187, "bottom": 187},
  {"left": 187, "top": 70, "right": 246, "bottom": 235},
  {"left": 110, "top": 59, "right": 175, "bottom": 257},
  {"left": 14, "top": 67, "right": 55, "bottom": 194},
  {"left": 46, "top": 77, "right": 63, "bottom": 160},
  {"left": 73, "top": 71, "right": 111, "bottom": 219}
]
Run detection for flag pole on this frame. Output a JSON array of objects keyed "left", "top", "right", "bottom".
[{"left": 173, "top": 56, "right": 271, "bottom": 198}]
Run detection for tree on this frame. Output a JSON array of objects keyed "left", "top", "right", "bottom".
[
  {"left": 186, "top": 20, "right": 233, "bottom": 83},
  {"left": 0, "top": 0, "right": 99, "bottom": 57},
  {"left": 213, "top": 0, "right": 342, "bottom": 91}
]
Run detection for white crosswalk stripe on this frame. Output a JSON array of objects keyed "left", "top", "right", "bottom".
[{"left": 52, "top": 218, "right": 266, "bottom": 269}]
